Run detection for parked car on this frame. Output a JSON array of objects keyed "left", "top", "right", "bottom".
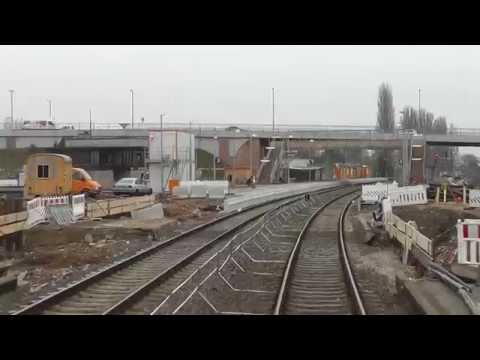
[
  {"left": 398, "top": 129, "right": 419, "bottom": 136},
  {"left": 113, "top": 178, "right": 152, "bottom": 196},
  {"left": 22, "top": 120, "right": 56, "bottom": 129}
]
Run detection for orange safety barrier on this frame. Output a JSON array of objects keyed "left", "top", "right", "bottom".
[{"left": 168, "top": 179, "right": 180, "bottom": 192}]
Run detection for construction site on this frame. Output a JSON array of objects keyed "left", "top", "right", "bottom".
[{"left": 2, "top": 45, "right": 480, "bottom": 316}]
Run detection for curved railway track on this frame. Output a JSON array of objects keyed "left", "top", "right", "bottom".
[
  {"left": 274, "top": 193, "right": 367, "bottom": 315},
  {"left": 14, "top": 185, "right": 349, "bottom": 315},
  {"left": 136, "top": 188, "right": 361, "bottom": 315}
]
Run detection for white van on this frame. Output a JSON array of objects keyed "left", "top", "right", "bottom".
[{"left": 21, "top": 120, "right": 56, "bottom": 129}]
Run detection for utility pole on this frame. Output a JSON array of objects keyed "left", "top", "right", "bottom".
[
  {"left": 47, "top": 99, "right": 52, "bottom": 122},
  {"left": 160, "top": 113, "right": 164, "bottom": 191},
  {"left": 9, "top": 89, "right": 14, "bottom": 129},
  {"left": 418, "top": 88, "right": 421, "bottom": 123},
  {"left": 272, "top": 87, "right": 275, "bottom": 134},
  {"left": 130, "top": 89, "right": 134, "bottom": 128},
  {"left": 250, "top": 132, "right": 253, "bottom": 181},
  {"left": 189, "top": 121, "right": 192, "bottom": 181},
  {"left": 89, "top": 108, "right": 92, "bottom": 136},
  {"left": 286, "top": 136, "right": 290, "bottom": 184},
  {"left": 213, "top": 135, "right": 217, "bottom": 181}
]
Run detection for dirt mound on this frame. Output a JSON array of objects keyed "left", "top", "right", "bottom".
[
  {"left": 394, "top": 204, "right": 480, "bottom": 267},
  {"left": 163, "top": 198, "right": 216, "bottom": 220},
  {"left": 394, "top": 204, "right": 479, "bottom": 244},
  {"left": 24, "top": 240, "right": 114, "bottom": 269}
]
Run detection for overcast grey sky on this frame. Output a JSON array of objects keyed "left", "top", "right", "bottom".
[{"left": 1, "top": 45, "right": 480, "bottom": 129}]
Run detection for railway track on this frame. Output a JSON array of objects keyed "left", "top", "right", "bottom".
[
  {"left": 274, "top": 193, "right": 367, "bottom": 315},
  {"left": 142, "top": 188, "right": 360, "bottom": 315},
  {"left": 14, "top": 185, "right": 349, "bottom": 315}
]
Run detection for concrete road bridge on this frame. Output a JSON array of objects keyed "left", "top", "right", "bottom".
[{"left": 1, "top": 122, "right": 479, "bottom": 185}]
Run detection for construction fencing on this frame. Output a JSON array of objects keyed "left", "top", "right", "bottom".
[
  {"left": 72, "top": 194, "right": 86, "bottom": 222},
  {"left": 383, "top": 198, "right": 434, "bottom": 260},
  {"left": 469, "top": 189, "right": 480, "bottom": 207},
  {"left": 361, "top": 182, "right": 398, "bottom": 202},
  {"left": 389, "top": 185, "right": 428, "bottom": 207},
  {"left": 25, "top": 195, "right": 79, "bottom": 227},
  {"left": 86, "top": 195, "right": 155, "bottom": 218},
  {"left": 362, "top": 182, "right": 427, "bottom": 207},
  {"left": 457, "top": 219, "right": 480, "bottom": 265},
  {"left": 25, "top": 198, "right": 47, "bottom": 228}
]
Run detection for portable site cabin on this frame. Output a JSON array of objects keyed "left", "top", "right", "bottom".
[
  {"left": 333, "top": 163, "right": 370, "bottom": 180},
  {"left": 24, "top": 153, "right": 73, "bottom": 198},
  {"left": 147, "top": 131, "right": 196, "bottom": 193}
]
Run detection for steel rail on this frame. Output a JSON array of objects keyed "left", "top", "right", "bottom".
[
  {"left": 338, "top": 195, "right": 366, "bottom": 315},
  {"left": 102, "top": 193, "right": 315, "bottom": 314},
  {"left": 273, "top": 189, "right": 362, "bottom": 315},
  {"left": 14, "top": 184, "right": 351, "bottom": 315}
]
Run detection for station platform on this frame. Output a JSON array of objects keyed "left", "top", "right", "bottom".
[{"left": 224, "top": 178, "right": 386, "bottom": 212}]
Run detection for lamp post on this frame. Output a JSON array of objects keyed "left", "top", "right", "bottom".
[
  {"left": 287, "top": 135, "right": 293, "bottom": 184},
  {"left": 272, "top": 87, "right": 275, "bottom": 134},
  {"left": 89, "top": 108, "right": 92, "bottom": 136},
  {"left": 160, "top": 113, "right": 165, "bottom": 191},
  {"left": 47, "top": 99, "right": 53, "bottom": 122},
  {"left": 418, "top": 88, "right": 421, "bottom": 121},
  {"left": 250, "top": 132, "right": 257, "bottom": 182},
  {"left": 9, "top": 89, "right": 14, "bottom": 129},
  {"left": 130, "top": 89, "right": 134, "bottom": 128},
  {"left": 309, "top": 139, "right": 314, "bottom": 182},
  {"left": 213, "top": 135, "right": 218, "bottom": 181}
]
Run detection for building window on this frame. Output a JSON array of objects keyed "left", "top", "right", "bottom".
[{"left": 37, "top": 165, "right": 49, "bottom": 178}]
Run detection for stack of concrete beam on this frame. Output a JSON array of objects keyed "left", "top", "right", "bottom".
[
  {"left": 172, "top": 180, "right": 230, "bottom": 200},
  {"left": 190, "top": 182, "right": 208, "bottom": 198},
  {"left": 172, "top": 182, "right": 192, "bottom": 198},
  {"left": 205, "top": 181, "right": 229, "bottom": 199}
]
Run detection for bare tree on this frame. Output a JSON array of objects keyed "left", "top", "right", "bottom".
[
  {"left": 376, "top": 83, "right": 395, "bottom": 133},
  {"left": 460, "top": 154, "right": 480, "bottom": 186},
  {"left": 400, "top": 106, "right": 417, "bottom": 130},
  {"left": 432, "top": 116, "right": 447, "bottom": 134}
]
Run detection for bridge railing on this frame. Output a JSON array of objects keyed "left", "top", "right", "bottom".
[{"left": 3, "top": 121, "right": 480, "bottom": 137}]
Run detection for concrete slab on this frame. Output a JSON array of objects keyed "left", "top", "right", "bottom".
[
  {"left": 402, "top": 277, "right": 470, "bottom": 315},
  {"left": 451, "top": 263, "right": 480, "bottom": 282},
  {"left": 130, "top": 203, "right": 164, "bottom": 220}
]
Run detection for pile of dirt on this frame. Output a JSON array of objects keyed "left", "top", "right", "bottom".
[
  {"left": 394, "top": 204, "right": 480, "bottom": 267},
  {"left": 163, "top": 198, "right": 217, "bottom": 221},
  {"left": 394, "top": 205, "right": 479, "bottom": 245},
  {"left": 23, "top": 240, "right": 115, "bottom": 269}
]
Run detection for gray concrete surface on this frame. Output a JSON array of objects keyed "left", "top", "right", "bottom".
[
  {"left": 401, "top": 276, "right": 470, "bottom": 315},
  {"left": 130, "top": 203, "right": 164, "bottom": 220},
  {"left": 451, "top": 263, "right": 480, "bottom": 282}
]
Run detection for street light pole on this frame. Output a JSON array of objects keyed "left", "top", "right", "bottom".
[
  {"left": 9, "top": 89, "right": 14, "bottom": 129},
  {"left": 418, "top": 88, "right": 421, "bottom": 122},
  {"left": 286, "top": 137, "right": 289, "bottom": 184},
  {"left": 272, "top": 87, "right": 275, "bottom": 134},
  {"left": 213, "top": 135, "right": 217, "bottom": 181},
  {"left": 160, "top": 113, "right": 165, "bottom": 191},
  {"left": 250, "top": 132, "right": 253, "bottom": 180},
  {"left": 47, "top": 99, "right": 52, "bottom": 122},
  {"left": 189, "top": 121, "right": 192, "bottom": 181},
  {"left": 130, "top": 89, "right": 134, "bottom": 128},
  {"left": 89, "top": 108, "right": 92, "bottom": 136}
]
